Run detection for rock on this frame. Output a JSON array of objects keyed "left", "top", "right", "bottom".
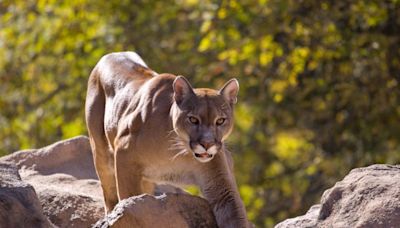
[
  {"left": 0, "top": 162, "right": 53, "bottom": 228},
  {"left": 94, "top": 193, "right": 218, "bottom": 228},
  {"left": 1, "top": 135, "right": 98, "bottom": 179},
  {"left": 3, "top": 136, "right": 399, "bottom": 228},
  {"left": 275, "top": 205, "right": 321, "bottom": 228},
  {"left": 0, "top": 136, "right": 214, "bottom": 228},
  {"left": 275, "top": 164, "right": 400, "bottom": 228},
  {"left": 0, "top": 136, "right": 104, "bottom": 227}
]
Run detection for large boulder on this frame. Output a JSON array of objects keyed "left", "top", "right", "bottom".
[
  {"left": 275, "top": 164, "right": 400, "bottom": 228},
  {"left": 0, "top": 136, "right": 216, "bottom": 228},
  {"left": 0, "top": 136, "right": 104, "bottom": 227},
  {"left": 94, "top": 193, "right": 217, "bottom": 228},
  {"left": 0, "top": 162, "right": 53, "bottom": 228}
]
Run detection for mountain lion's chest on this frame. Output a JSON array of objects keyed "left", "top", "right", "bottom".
[{"left": 142, "top": 160, "right": 198, "bottom": 186}]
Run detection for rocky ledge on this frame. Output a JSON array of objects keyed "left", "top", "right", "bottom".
[
  {"left": 0, "top": 136, "right": 399, "bottom": 227},
  {"left": 276, "top": 164, "right": 400, "bottom": 228},
  {"left": 0, "top": 136, "right": 216, "bottom": 228}
]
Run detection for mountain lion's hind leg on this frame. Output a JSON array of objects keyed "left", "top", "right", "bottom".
[
  {"left": 85, "top": 75, "right": 119, "bottom": 213},
  {"left": 93, "top": 145, "right": 119, "bottom": 213}
]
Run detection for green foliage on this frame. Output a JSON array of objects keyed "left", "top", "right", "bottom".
[{"left": 1, "top": 0, "right": 400, "bottom": 226}]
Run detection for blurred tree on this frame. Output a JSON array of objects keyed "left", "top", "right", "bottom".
[{"left": 1, "top": 0, "right": 399, "bottom": 227}]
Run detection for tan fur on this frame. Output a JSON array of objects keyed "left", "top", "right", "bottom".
[{"left": 85, "top": 52, "right": 250, "bottom": 228}]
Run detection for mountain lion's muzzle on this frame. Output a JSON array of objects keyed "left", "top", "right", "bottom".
[{"left": 190, "top": 140, "right": 220, "bottom": 163}]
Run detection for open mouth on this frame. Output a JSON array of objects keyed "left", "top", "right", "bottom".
[{"left": 194, "top": 152, "right": 213, "bottom": 158}]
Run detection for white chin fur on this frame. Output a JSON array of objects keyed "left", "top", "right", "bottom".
[
  {"left": 207, "top": 145, "right": 218, "bottom": 155},
  {"left": 194, "top": 156, "right": 214, "bottom": 163},
  {"left": 194, "top": 145, "right": 206, "bottom": 154}
]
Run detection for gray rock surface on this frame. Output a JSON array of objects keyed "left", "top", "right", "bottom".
[
  {"left": 94, "top": 193, "right": 218, "bottom": 228},
  {"left": 3, "top": 136, "right": 399, "bottom": 228},
  {"left": 275, "top": 164, "right": 400, "bottom": 228},
  {"left": 0, "top": 136, "right": 215, "bottom": 228},
  {"left": 0, "top": 162, "right": 54, "bottom": 228},
  {"left": 0, "top": 136, "right": 104, "bottom": 227}
]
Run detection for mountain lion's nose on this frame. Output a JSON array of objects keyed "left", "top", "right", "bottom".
[{"left": 199, "top": 141, "right": 214, "bottom": 150}]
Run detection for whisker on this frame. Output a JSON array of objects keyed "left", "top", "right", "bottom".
[
  {"left": 169, "top": 141, "right": 184, "bottom": 148},
  {"left": 169, "top": 138, "right": 183, "bottom": 143},
  {"left": 170, "top": 141, "right": 183, "bottom": 146},
  {"left": 168, "top": 144, "right": 184, "bottom": 151},
  {"left": 166, "top": 129, "right": 176, "bottom": 137},
  {"left": 168, "top": 137, "right": 186, "bottom": 152},
  {"left": 169, "top": 137, "right": 183, "bottom": 143},
  {"left": 171, "top": 149, "right": 188, "bottom": 161}
]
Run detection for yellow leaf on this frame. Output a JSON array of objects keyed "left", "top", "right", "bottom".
[
  {"left": 259, "top": 52, "right": 272, "bottom": 66},
  {"left": 218, "top": 8, "right": 227, "bottom": 19}
]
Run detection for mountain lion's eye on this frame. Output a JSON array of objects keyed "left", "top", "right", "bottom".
[
  {"left": 216, "top": 118, "right": 225, "bottom": 126},
  {"left": 188, "top": 116, "right": 199, "bottom": 125}
]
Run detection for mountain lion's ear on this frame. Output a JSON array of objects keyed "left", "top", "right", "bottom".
[
  {"left": 173, "top": 76, "right": 195, "bottom": 105},
  {"left": 219, "top": 78, "right": 239, "bottom": 104}
]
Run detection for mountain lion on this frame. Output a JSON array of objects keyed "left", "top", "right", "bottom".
[{"left": 85, "top": 52, "right": 250, "bottom": 227}]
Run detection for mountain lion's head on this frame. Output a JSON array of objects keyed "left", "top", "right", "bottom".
[{"left": 171, "top": 76, "right": 239, "bottom": 163}]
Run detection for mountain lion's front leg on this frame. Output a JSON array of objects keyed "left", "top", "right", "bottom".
[
  {"left": 199, "top": 152, "right": 249, "bottom": 228},
  {"left": 115, "top": 144, "right": 144, "bottom": 200}
]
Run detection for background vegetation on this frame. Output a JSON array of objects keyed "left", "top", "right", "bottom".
[{"left": 1, "top": 0, "right": 400, "bottom": 226}]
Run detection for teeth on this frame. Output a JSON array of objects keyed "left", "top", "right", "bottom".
[{"left": 194, "top": 153, "right": 212, "bottom": 159}]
